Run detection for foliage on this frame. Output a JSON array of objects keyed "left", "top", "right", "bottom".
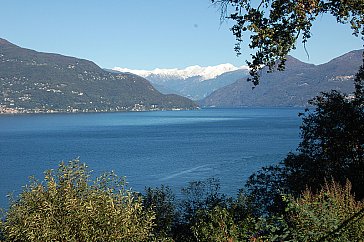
[
  {"left": 192, "top": 205, "right": 240, "bottom": 242},
  {"left": 0, "top": 159, "right": 155, "bottom": 242},
  {"left": 192, "top": 196, "right": 257, "bottom": 242},
  {"left": 285, "top": 61, "right": 364, "bottom": 199},
  {"left": 245, "top": 61, "right": 364, "bottom": 215},
  {"left": 179, "top": 178, "right": 226, "bottom": 223},
  {"left": 284, "top": 89, "right": 364, "bottom": 198},
  {"left": 2, "top": 162, "right": 364, "bottom": 242},
  {"left": 212, "top": 0, "right": 364, "bottom": 85},
  {"left": 177, "top": 179, "right": 261, "bottom": 242},
  {"left": 169, "top": 178, "right": 230, "bottom": 241},
  {"left": 191, "top": 191, "right": 292, "bottom": 242},
  {"left": 143, "top": 185, "right": 176, "bottom": 239},
  {"left": 246, "top": 215, "right": 293, "bottom": 242},
  {"left": 244, "top": 164, "right": 289, "bottom": 216},
  {"left": 286, "top": 180, "right": 364, "bottom": 241},
  {"left": 186, "top": 180, "right": 364, "bottom": 242},
  {"left": 241, "top": 180, "right": 364, "bottom": 241}
]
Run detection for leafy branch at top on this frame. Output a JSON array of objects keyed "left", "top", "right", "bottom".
[{"left": 212, "top": 0, "right": 364, "bottom": 85}]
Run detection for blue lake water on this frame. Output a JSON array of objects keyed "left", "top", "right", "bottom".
[{"left": 0, "top": 108, "right": 302, "bottom": 208}]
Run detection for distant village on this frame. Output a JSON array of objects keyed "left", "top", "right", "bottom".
[{"left": 0, "top": 103, "right": 183, "bottom": 114}]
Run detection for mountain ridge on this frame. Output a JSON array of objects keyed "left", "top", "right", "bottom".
[
  {"left": 200, "top": 50, "right": 363, "bottom": 107},
  {"left": 0, "top": 38, "right": 197, "bottom": 114}
]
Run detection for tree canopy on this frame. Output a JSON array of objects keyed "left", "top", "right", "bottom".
[
  {"left": 212, "top": 0, "right": 364, "bottom": 85},
  {"left": 286, "top": 61, "right": 364, "bottom": 198}
]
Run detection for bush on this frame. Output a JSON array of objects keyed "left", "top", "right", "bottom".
[
  {"left": 287, "top": 180, "right": 364, "bottom": 241},
  {"left": 0, "top": 159, "right": 155, "bottom": 242},
  {"left": 192, "top": 205, "right": 240, "bottom": 242}
]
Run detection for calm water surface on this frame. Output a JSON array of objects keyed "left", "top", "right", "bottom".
[{"left": 0, "top": 108, "right": 302, "bottom": 207}]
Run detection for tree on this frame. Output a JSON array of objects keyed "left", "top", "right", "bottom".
[
  {"left": 173, "top": 178, "right": 228, "bottom": 241},
  {"left": 245, "top": 60, "right": 364, "bottom": 217},
  {"left": 211, "top": 1, "right": 364, "bottom": 201},
  {"left": 0, "top": 159, "right": 155, "bottom": 242},
  {"left": 212, "top": 0, "right": 364, "bottom": 85},
  {"left": 192, "top": 193, "right": 258, "bottom": 242},
  {"left": 284, "top": 60, "right": 364, "bottom": 199},
  {"left": 143, "top": 185, "right": 176, "bottom": 239},
  {"left": 178, "top": 178, "right": 227, "bottom": 223},
  {"left": 244, "top": 164, "right": 289, "bottom": 215}
]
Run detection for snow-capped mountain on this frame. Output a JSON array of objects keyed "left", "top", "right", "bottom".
[
  {"left": 201, "top": 50, "right": 363, "bottom": 107},
  {"left": 112, "top": 64, "right": 249, "bottom": 100},
  {"left": 113, "top": 63, "right": 249, "bottom": 81}
]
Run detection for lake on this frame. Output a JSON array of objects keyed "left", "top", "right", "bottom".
[{"left": 0, "top": 108, "right": 302, "bottom": 208}]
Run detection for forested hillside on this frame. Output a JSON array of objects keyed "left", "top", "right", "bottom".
[{"left": 0, "top": 38, "right": 197, "bottom": 114}]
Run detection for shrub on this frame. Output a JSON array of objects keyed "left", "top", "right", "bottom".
[
  {"left": 287, "top": 180, "right": 364, "bottom": 241},
  {"left": 192, "top": 205, "right": 239, "bottom": 242},
  {"left": 0, "top": 159, "right": 155, "bottom": 242}
]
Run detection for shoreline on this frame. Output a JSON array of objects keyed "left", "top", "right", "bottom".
[{"left": 0, "top": 107, "right": 199, "bottom": 115}]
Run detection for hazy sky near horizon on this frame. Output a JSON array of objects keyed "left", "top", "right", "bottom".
[{"left": 1, "top": 0, "right": 363, "bottom": 70}]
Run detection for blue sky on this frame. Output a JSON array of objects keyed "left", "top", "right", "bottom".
[{"left": 1, "top": 0, "right": 362, "bottom": 70}]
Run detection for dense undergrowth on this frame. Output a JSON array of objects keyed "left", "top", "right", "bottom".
[{"left": 0, "top": 159, "right": 363, "bottom": 241}]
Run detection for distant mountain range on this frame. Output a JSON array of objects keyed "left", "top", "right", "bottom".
[
  {"left": 200, "top": 50, "right": 363, "bottom": 107},
  {"left": 113, "top": 64, "right": 250, "bottom": 100},
  {"left": 2, "top": 37, "right": 361, "bottom": 112},
  {"left": 0, "top": 38, "right": 197, "bottom": 114}
]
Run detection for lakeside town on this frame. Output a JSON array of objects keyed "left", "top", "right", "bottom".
[{"left": 0, "top": 103, "right": 184, "bottom": 114}]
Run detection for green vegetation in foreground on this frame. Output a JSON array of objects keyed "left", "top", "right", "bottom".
[
  {"left": 0, "top": 160, "right": 155, "bottom": 241},
  {"left": 0, "top": 160, "right": 363, "bottom": 241}
]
